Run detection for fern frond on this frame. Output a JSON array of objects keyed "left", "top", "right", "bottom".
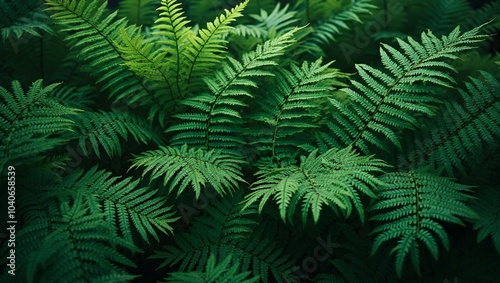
[
  {"left": 25, "top": 198, "right": 139, "bottom": 283},
  {"left": 250, "top": 3, "right": 299, "bottom": 36},
  {"left": 0, "top": 0, "right": 53, "bottom": 42},
  {"left": 247, "top": 58, "right": 341, "bottom": 165},
  {"left": 416, "top": 0, "right": 473, "bottom": 36},
  {"left": 165, "top": 254, "right": 259, "bottom": 283},
  {"left": 49, "top": 84, "right": 96, "bottom": 110},
  {"left": 0, "top": 80, "right": 78, "bottom": 171},
  {"left": 294, "top": 0, "right": 337, "bottom": 23},
  {"left": 321, "top": 24, "right": 487, "bottom": 154},
  {"left": 131, "top": 144, "right": 244, "bottom": 199},
  {"left": 398, "top": 71, "right": 500, "bottom": 175},
  {"left": 230, "top": 2, "right": 299, "bottom": 54},
  {"left": 118, "top": 0, "right": 159, "bottom": 26},
  {"left": 151, "top": 0, "right": 192, "bottom": 98},
  {"left": 370, "top": 170, "right": 477, "bottom": 277},
  {"left": 183, "top": 0, "right": 249, "bottom": 94},
  {"left": 71, "top": 110, "right": 164, "bottom": 158},
  {"left": 44, "top": 0, "right": 163, "bottom": 116},
  {"left": 309, "top": 0, "right": 375, "bottom": 46},
  {"left": 167, "top": 28, "right": 300, "bottom": 150},
  {"left": 465, "top": 1, "right": 500, "bottom": 35},
  {"left": 471, "top": 186, "right": 500, "bottom": 253},
  {"left": 153, "top": 193, "right": 293, "bottom": 283},
  {"left": 243, "top": 146, "right": 386, "bottom": 223},
  {"left": 39, "top": 166, "right": 179, "bottom": 244}
]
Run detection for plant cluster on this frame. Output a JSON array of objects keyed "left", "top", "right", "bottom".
[{"left": 1, "top": 0, "right": 499, "bottom": 282}]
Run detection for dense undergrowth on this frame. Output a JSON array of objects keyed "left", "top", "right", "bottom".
[{"left": 1, "top": 0, "right": 500, "bottom": 282}]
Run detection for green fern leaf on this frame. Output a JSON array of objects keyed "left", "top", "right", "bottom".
[
  {"left": 131, "top": 144, "right": 244, "bottom": 199},
  {"left": 152, "top": 193, "right": 293, "bottom": 283},
  {"left": 321, "top": 24, "right": 487, "bottom": 154},
  {"left": 243, "top": 146, "right": 386, "bottom": 223},
  {"left": 183, "top": 0, "right": 249, "bottom": 94},
  {"left": 399, "top": 71, "right": 500, "bottom": 175},
  {"left": 370, "top": 170, "right": 477, "bottom": 277},
  {"left": 36, "top": 166, "right": 179, "bottom": 244},
  {"left": 118, "top": 26, "right": 180, "bottom": 117},
  {"left": 0, "top": 79, "right": 78, "bottom": 171},
  {"left": 472, "top": 186, "right": 500, "bottom": 253},
  {"left": 164, "top": 254, "right": 259, "bottom": 283},
  {"left": 247, "top": 58, "right": 341, "bottom": 165},
  {"left": 25, "top": 198, "right": 139, "bottom": 283},
  {"left": 71, "top": 110, "right": 165, "bottom": 158},
  {"left": 118, "top": 0, "right": 159, "bottom": 26},
  {"left": 44, "top": 0, "right": 165, "bottom": 119},
  {"left": 309, "top": 0, "right": 375, "bottom": 46},
  {"left": 0, "top": 0, "right": 53, "bottom": 42},
  {"left": 151, "top": 0, "right": 192, "bottom": 98}
]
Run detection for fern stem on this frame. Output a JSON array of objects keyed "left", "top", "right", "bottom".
[{"left": 270, "top": 82, "right": 300, "bottom": 164}]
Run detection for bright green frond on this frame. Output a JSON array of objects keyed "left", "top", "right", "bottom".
[
  {"left": 44, "top": 0, "right": 163, "bottom": 116},
  {"left": 152, "top": 0, "right": 192, "bottom": 98},
  {"left": 183, "top": 0, "right": 249, "bottom": 94},
  {"left": 131, "top": 144, "right": 244, "bottom": 199},
  {"left": 243, "top": 146, "right": 386, "bottom": 224}
]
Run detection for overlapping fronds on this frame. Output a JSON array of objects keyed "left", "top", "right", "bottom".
[
  {"left": 39, "top": 167, "right": 179, "bottom": 244},
  {"left": 183, "top": 0, "right": 249, "bottom": 95},
  {"left": 152, "top": 193, "right": 294, "bottom": 283},
  {"left": 0, "top": 0, "right": 53, "bottom": 42},
  {"left": 398, "top": 71, "right": 500, "bottom": 175},
  {"left": 243, "top": 146, "right": 386, "bottom": 223},
  {"left": 0, "top": 79, "right": 78, "bottom": 171},
  {"left": 167, "top": 28, "right": 300, "bottom": 150},
  {"left": 247, "top": 58, "right": 341, "bottom": 165},
  {"left": 71, "top": 110, "right": 165, "bottom": 158},
  {"left": 45, "top": 0, "right": 164, "bottom": 118},
  {"left": 25, "top": 198, "right": 138, "bottom": 283},
  {"left": 320, "top": 24, "right": 487, "bottom": 154}
]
